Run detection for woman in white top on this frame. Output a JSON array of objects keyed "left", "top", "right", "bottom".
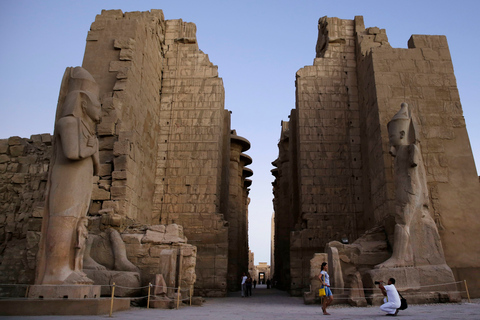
[{"left": 319, "top": 262, "right": 333, "bottom": 315}]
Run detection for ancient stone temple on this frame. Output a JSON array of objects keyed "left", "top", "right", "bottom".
[
  {"left": 272, "top": 16, "right": 480, "bottom": 299},
  {"left": 0, "top": 9, "right": 252, "bottom": 299}
]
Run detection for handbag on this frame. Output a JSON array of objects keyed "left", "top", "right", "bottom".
[
  {"left": 399, "top": 293, "right": 408, "bottom": 310},
  {"left": 319, "top": 273, "right": 326, "bottom": 297},
  {"left": 319, "top": 288, "right": 326, "bottom": 297}
]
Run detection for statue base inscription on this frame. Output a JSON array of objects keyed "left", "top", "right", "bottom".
[{"left": 28, "top": 284, "right": 101, "bottom": 299}]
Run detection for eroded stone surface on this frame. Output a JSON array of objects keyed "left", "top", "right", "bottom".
[{"left": 273, "top": 15, "right": 480, "bottom": 299}]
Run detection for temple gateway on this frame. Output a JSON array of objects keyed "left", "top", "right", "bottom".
[{"left": 0, "top": 10, "right": 478, "bottom": 314}]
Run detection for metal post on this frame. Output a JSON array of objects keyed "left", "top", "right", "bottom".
[
  {"left": 190, "top": 285, "right": 193, "bottom": 306},
  {"left": 109, "top": 282, "right": 116, "bottom": 317},
  {"left": 147, "top": 283, "right": 152, "bottom": 309},
  {"left": 176, "top": 286, "right": 181, "bottom": 309},
  {"left": 464, "top": 280, "right": 471, "bottom": 303}
]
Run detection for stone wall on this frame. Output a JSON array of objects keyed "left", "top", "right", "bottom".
[
  {"left": 357, "top": 22, "right": 480, "bottom": 295},
  {"left": 273, "top": 15, "right": 480, "bottom": 297},
  {"left": 81, "top": 10, "right": 253, "bottom": 296},
  {"left": 0, "top": 9, "right": 252, "bottom": 298},
  {"left": 272, "top": 119, "right": 296, "bottom": 290},
  {"left": 289, "top": 17, "right": 364, "bottom": 295},
  {"left": 0, "top": 135, "right": 51, "bottom": 296},
  {"left": 82, "top": 9, "right": 167, "bottom": 224}
]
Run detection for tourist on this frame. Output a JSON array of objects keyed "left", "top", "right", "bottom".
[
  {"left": 241, "top": 272, "right": 247, "bottom": 297},
  {"left": 266, "top": 278, "right": 271, "bottom": 289},
  {"left": 319, "top": 262, "right": 333, "bottom": 315},
  {"left": 253, "top": 279, "right": 257, "bottom": 289},
  {"left": 246, "top": 274, "right": 253, "bottom": 297},
  {"left": 378, "top": 278, "right": 401, "bottom": 316}
]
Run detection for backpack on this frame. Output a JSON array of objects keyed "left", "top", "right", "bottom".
[{"left": 398, "top": 293, "right": 408, "bottom": 310}]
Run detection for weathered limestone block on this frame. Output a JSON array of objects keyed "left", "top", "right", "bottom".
[
  {"left": 346, "top": 272, "right": 367, "bottom": 307},
  {"left": 0, "top": 154, "right": 9, "bottom": 163},
  {"left": 142, "top": 229, "right": 166, "bottom": 244},
  {"left": 97, "top": 116, "right": 117, "bottom": 136},
  {"left": 9, "top": 145, "right": 25, "bottom": 157},
  {"left": 153, "top": 274, "right": 167, "bottom": 295},
  {"left": 91, "top": 184, "right": 111, "bottom": 200},
  {"left": 0, "top": 140, "right": 9, "bottom": 153},
  {"left": 98, "top": 164, "right": 112, "bottom": 177},
  {"left": 327, "top": 245, "right": 344, "bottom": 294},
  {"left": 121, "top": 233, "right": 143, "bottom": 244},
  {"left": 11, "top": 173, "right": 26, "bottom": 184},
  {"left": 150, "top": 296, "right": 175, "bottom": 309},
  {"left": 8, "top": 136, "right": 24, "bottom": 146}
]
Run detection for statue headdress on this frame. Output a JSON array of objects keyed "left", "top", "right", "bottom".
[
  {"left": 387, "top": 102, "right": 417, "bottom": 144},
  {"left": 55, "top": 67, "right": 100, "bottom": 121}
]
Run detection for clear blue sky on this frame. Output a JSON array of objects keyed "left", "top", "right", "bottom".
[{"left": 1, "top": 0, "right": 479, "bottom": 265}]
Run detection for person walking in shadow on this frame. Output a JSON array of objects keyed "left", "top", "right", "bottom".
[
  {"left": 319, "top": 262, "right": 333, "bottom": 315},
  {"left": 246, "top": 273, "right": 253, "bottom": 297}
]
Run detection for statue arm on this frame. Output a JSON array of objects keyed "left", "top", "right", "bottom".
[
  {"left": 57, "top": 116, "right": 99, "bottom": 161},
  {"left": 56, "top": 117, "right": 81, "bottom": 160},
  {"left": 92, "top": 140, "right": 100, "bottom": 176},
  {"left": 408, "top": 144, "right": 420, "bottom": 168}
]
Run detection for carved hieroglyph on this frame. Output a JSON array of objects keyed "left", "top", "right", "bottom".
[
  {"left": 377, "top": 103, "right": 446, "bottom": 268},
  {"left": 35, "top": 67, "right": 101, "bottom": 285}
]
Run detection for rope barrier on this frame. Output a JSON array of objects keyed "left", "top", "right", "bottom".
[
  {"left": 0, "top": 280, "right": 464, "bottom": 292},
  {"left": 114, "top": 285, "right": 150, "bottom": 289},
  {"left": 324, "top": 280, "right": 463, "bottom": 291},
  {"left": 318, "top": 290, "right": 469, "bottom": 300}
]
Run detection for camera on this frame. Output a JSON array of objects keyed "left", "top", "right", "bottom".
[{"left": 374, "top": 281, "right": 381, "bottom": 285}]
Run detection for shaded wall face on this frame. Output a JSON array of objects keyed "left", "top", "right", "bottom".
[
  {"left": 151, "top": 19, "right": 230, "bottom": 297},
  {"left": 354, "top": 18, "right": 392, "bottom": 232},
  {"left": 272, "top": 120, "right": 295, "bottom": 290},
  {"left": 289, "top": 17, "right": 363, "bottom": 295},
  {"left": 82, "top": 10, "right": 166, "bottom": 224}
]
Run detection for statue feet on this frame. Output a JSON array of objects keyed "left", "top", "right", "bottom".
[
  {"left": 64, "top": 271, "right": 94, "bottom": 284},
  {"left": 375, "top": 257, "right": 413, "bottom": 269},
  {"left": 84, "top": 256, "right": 107, "bottom": 270},
  {"left": 114, "top": 257, "right": 140, "bottom": 273}
]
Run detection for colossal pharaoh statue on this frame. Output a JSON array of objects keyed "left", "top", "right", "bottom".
[
  {"left": 35, "top": 67, "right": 101, "bottom": 285},
  {"left": 378, "top": 102, "right": 446, "bottom": 268},
  {"left": 320, "top": 103, "right": 458, "bottom": 306}
]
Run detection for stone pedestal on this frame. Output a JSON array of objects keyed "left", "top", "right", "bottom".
[
  {"left": 0, "top": 298, "right": 130, "bottom": 316},
  {"left": 28, "top": 285, "right": 101, "bottom": 299},
  {"left": 365, "top": 265, "right": 461, "bottom": 304}
]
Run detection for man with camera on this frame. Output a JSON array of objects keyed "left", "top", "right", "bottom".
[{"left": 376, "top": 278, "right": 401, "bottom": 316}]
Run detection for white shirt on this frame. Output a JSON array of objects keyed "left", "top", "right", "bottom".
[
  {"left": 241, "top": 276, "right": 247, "bottom": 285},
  {"left": 320, "top": 270, "right": 330, "bottom": 286},
  {"left": 384, "top": 284, "right": 401, "bottom": 307}
]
